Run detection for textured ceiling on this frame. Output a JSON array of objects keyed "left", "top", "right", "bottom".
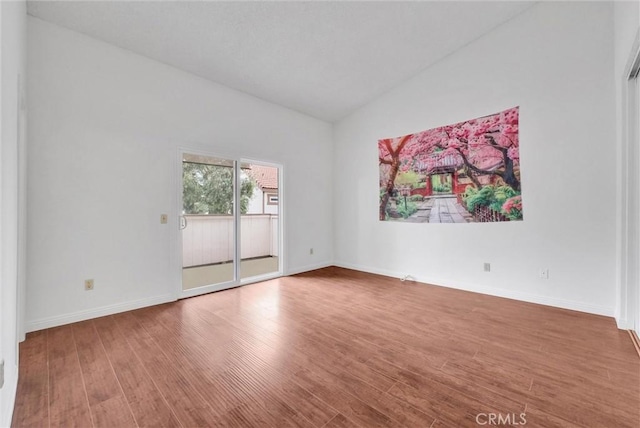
[{"left": 27, "top": 1, "right": 535, "bottom": 122}]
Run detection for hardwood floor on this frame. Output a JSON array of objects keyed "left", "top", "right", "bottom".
[{"left": 12, "top": 267, "right": 640, "bottom": 427}]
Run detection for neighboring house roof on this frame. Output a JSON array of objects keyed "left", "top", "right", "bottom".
[{"left": 248, "top": 165, "right": 278, "bottom": 190}]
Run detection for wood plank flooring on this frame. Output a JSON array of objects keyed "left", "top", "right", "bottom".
[{"left": 12, "top": 267, "right": 640, "bottom": 427}]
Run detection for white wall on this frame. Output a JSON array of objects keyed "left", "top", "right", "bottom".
[
  {"left": 614, "top": 1, "right": 640, "bottom": 329},
  {"left": 247, "top": 186, "right": 264, "bottom": 214},
  {"left": 27, "top": 17, "right": 333, "bottom": 331},
  {"left": 333, "top": 2, "right": 617, "bottom": 316},
  {"left": 1, "top": 1, "right": 26, "bottom": 426}
]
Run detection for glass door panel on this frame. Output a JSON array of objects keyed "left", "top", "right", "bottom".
[
  {"left": 181, "top": 153, "right": 236, "bottom": 291},
  {"left": 240, "top": 162, "right": 280, "bottom": 280}
]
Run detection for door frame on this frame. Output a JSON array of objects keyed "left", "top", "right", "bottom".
[
  {"left": 617, "top": 28, "right": 640, "bottom": 333},
  {"left": 174, "top": 147, "right": 284, "bottom": 299}
]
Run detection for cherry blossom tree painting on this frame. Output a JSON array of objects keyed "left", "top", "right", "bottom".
[{"left": 379, "top": 106, "right": 522, "bottom": 223}]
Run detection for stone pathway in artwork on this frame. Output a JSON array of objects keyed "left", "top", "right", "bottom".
[
  {"left": 405, "top": 195, "right": 472, "bottom": 223},
  {"left": 428, "top": 196, "right": 472, "bottom": 223}
]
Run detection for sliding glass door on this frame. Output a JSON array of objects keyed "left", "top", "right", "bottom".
[
  {"left": 240, "top": 162, "right": 280, "bottom": 280},
  {"left": 179, "top": 151, "right": 282, "bottom": 298},
  {"left": 180, "top": 153, "right": 237, "bottom": 295}
]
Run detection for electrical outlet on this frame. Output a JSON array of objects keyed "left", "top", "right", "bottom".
[
  {"left": 84, "top": 279, "right": 94, "bottom": 290},
  {"left": 484, "top": 263, "right": 491, "bottom": 272},
  {"left": 309, "top": 248, "right": 314, "bottom": 255},
  {"left": 160, "top": 214, "right": 168, "bottom": 224},
  {"left": 540, "top": 268, "right": 549, "bottom": 280}
]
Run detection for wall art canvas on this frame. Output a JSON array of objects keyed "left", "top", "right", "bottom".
[{"left": 379, "top": 106, "right": 522, "bottom": 223}]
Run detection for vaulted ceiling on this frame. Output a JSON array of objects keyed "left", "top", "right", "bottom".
[{"left": 27, "top": 1, "right": 535, "bottom": 122}]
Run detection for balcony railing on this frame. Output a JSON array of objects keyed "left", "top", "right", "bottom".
[{"left": 182, "top": 214, "right": 278, "bottom": 268}]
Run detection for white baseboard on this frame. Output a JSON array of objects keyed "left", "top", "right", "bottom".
[
  {"left": 286, "top": 261, "right": 333, "bottom": 276},
  {"left": 1, "top": 366, "right": 18, "bottom": 428},
  {"left": 25, "top": 263, "right": 334, "bottom": 333},
  {"left": 25, "top": 293, "right": 177, "bottom": 332},
  {"left": 24, "top": 261, "right": 613, "bottom": 331},
  {"left": 333, "top": 261, "right": 614, "bottom": 318}
]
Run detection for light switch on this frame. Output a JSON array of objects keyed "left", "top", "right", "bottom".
[{"left": 160, "top": 214, "right": 168, "bottom": 224}]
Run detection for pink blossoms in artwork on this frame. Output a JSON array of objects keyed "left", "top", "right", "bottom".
[{"left": 378, "top": 107, "right": 522, "bottom": 223}]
